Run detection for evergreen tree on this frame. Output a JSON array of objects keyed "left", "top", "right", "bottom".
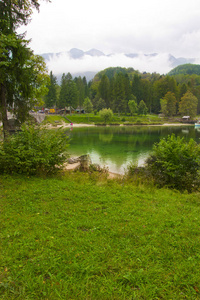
[
  {"left": 74, "top": 76, "right": 88, "bottom": 111},
  {"left": 140, "top": 79, "right": 152, "bottom": 112},
  {"left": 83, "top": 97, "right": 93, "bottom": 113},
  {"left": 45, "top": 71, "right": 57, "bottom": 108},
  {"left": 108, "top": 77, "right": 115, "bottom": 110},
  {"left": 132, "top": 74, "right": 142, "bottom": 101},
  {"left": 83, "top": 76, "right": 89, "bottom": 98},
  {"left": 124, "top": 74, "right": 131, "bottom": 112},
  {"left": 179, "top": 83, "right": 188, "bottom": 100},
  {"left": 96, "top": 98, "right": 106, "bottom": 111},
  {"left": 0, "top": 0, "right": 49, "bottom": 134},
  {"left": 58, "top": 73, "right": 67, "bottom": 109},
  {"left": 58, "top": 73, "right": 78, "bottom": 111},
  {"left": 98, "top": 75, "right": 110, "bottom": 108},
  {"left": 113, "top": 73, "right": 126, "bottom": 115}
]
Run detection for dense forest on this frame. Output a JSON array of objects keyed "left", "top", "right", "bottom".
[{"left": 44, "top": 64, "right": 200, "bottom": 116}]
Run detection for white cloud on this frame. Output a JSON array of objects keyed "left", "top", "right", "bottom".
[
  {"left": 16, "top": 0, "right": 200, "bottom": 78},
  {"left": 46, "top": 52, "right": 172, "bottom": 77},
  {"left": 17, "top": 0, "right": 200, "bottom": 58}
]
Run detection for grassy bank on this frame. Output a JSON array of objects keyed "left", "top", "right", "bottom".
[
  {"left": 1, "top": 172, "right": 200, "bottom": 299},
  {"left": 42, "top": 113, "right": 164, "bottom": 126}
]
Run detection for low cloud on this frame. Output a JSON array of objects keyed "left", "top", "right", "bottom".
[{"left": 46, "top": 52, "right": 174, "bottom": 79}]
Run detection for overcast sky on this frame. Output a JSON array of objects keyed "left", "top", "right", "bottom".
[{"left": 18, "top": 0, "right": 200, "bottom": 75}]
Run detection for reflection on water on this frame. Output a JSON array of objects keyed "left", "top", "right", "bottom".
[
  {"left": 65, "top": 125, "right": 198, "bottom": 174},
  {"left": 99, "top": 133, "right": 113, "bottom": 143}
]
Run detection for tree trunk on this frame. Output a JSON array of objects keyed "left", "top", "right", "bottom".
[{"left": 0, "top": 83, "right": 10, "bottom": 138}]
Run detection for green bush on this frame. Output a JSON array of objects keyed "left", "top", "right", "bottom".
[
  {"left": 99, "top": 108, "right": 113, "bottom": 124},
  {"left": 146, "top": 134, "right": 200, "bottom": 191},
  {"left": 0, "top": 125, "right": 69, "bottom": 175}
]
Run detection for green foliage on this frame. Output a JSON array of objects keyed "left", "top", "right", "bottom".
[
  {"left": 58, "top": 72, "right": 78, "bottom": 109},
  {"left": 146, "top": 134, "right": 200, "bottom": 191},
  {"left": 0, "top": 0, "right": 42, "bottom": 33},
  {"left": 138, "top": 100, "right": 148, "bottom": 115},
  {"left": 0, "top": 0, "right": 50, "bottom": 133},
  {"left": 0, "top": 125, "right": 69, "bottom": 175},
  {"left": 95, "top": 98, "right": 106, "bottom": 111},
  {"left": 74, "top": 76, "right": 88, "bottom": 109},
  {"left": 83, "top": 97, "right": 93, "bottom": 113},
  {"left": 68, "top": 65, "right": 200, "bottom": 116},
  {"left": 128, "top": 97, "right": 138, "bottom": 115},
  {"left": 94, "top": 66, "right": 137, "bottom": 80},
  {"left": 98, "top": 75, "right": 110, "bottom": 107},
  {"left": 112, "top": 72, "right": 126, "bottom": 113},
  {"left": 160, "top": 91, "right": 177, "bottom": 116},
  {"left": 168, "top": 63, "right": 200, "bottom": 76},
  {"left": 44, "top": 71, "right": 57, "bottom": 108},
  {"left": 178, "top": 91, "right": 198, "bottom": 118},
  {"left": 152, "top": 76, "right": 178, "bottom": 113},
  {"left": 99, "top": 108, "right": 113, "bottom": 123},
  {"left": 43, "top": 113, "right": 163, "bottom": 126}
]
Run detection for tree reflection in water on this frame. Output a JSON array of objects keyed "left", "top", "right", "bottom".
[{"left": 66, "top": 126, "right": 199, "bottom": 174}]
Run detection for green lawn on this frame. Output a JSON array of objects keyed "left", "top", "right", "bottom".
[
  {"left": 1, "top": 172, "right": 200, "bottom": 299},
  {"left": 42, "top": 113, "right": 163, "bottom": 126}
]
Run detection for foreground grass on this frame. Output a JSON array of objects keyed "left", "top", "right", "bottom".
[{"left": 1, "top": 172, "right": 200, "bottom": 299}]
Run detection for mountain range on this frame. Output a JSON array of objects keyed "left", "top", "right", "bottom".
[{"left": 41, "top": 48, "right": 197, "bottom": 81}]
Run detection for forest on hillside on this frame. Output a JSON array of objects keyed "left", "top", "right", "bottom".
[{"left": 44, "top": 65, "right": 200, "bottom": 117}]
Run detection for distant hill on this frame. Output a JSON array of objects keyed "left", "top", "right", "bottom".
[
  {"left": 93, "top": 67, "right": 138, "bottom": 81},
  {"left": 168, "top": 63, "right": 200, "bottom": 76},
  {"left": 93, "top": 67, "right": 162, "bottom": 83}
]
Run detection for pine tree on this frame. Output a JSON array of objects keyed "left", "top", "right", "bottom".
[
  {"left": 0, "top": 0, "right": 50, "bottom": 135},
  {"left": 113, "top": 73, "right": 126, "bottom": 115},
  {"left": 58, "top": 73, "right": 78, "bottom": 111},
  {"left": 45, "top": 71, "right": 57, "bottom": 108},
  {"left": 98, "top": 75, "right": 110, "bottom": 108}
]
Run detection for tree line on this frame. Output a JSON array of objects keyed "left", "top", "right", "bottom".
[{"left": 45, "top": 67, "right": 200, "bottom": 118}]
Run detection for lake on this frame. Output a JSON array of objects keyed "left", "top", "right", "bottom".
[{"left": 65, "top": 125, "right": 200, "bottom": 174}]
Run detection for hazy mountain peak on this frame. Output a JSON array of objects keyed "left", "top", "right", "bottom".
[
  {"left": 85, "top": 49, "right": 105, "bottom": 56},
  {"left": 69, "top": 48, "right": 85, "bottom": 59}
]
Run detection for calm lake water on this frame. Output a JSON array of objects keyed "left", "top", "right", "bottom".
[{"left": 65, "top": 125, "right": 200, "bottom": 174}]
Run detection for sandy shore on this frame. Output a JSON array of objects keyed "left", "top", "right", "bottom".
[
  {"left": 44, "top": 122, "right": 192, "bottom": 129},
  {"left": 63, "top": 161, "right": 122, "bottom": 179},
  {"left": 44, "top": 122, "right": 95, "bottom": 129}
]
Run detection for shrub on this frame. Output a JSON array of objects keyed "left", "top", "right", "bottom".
[
  {"left": 0, "top": 125, "right": 69, "bottom": 175},
  {"left": 99, "top": 108, "right": 113, "bottom": 124},
  {"left": 146, "top": 134, "right": 200, "bottom": 191}
]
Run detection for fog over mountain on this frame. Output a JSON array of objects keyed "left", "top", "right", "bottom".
[{"left": 42, "top": 48, "right": 198, "bottom": 82}]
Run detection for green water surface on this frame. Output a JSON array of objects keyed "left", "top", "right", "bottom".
[{"left": 66, "top": 125, "right": 200, "bottom": 174}]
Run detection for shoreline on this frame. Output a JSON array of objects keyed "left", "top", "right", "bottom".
[
  {"left": 64, "top": 161, "right": 122, "bottom": 179},
  {"left": 44, "top": 122, "right": 193, "bottom": 129}
]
